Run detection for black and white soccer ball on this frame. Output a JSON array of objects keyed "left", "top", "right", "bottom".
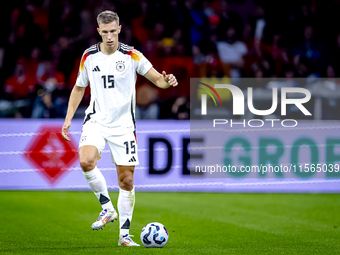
[{"left": 140, "top": 222, "right": 169, "bottom": 248}]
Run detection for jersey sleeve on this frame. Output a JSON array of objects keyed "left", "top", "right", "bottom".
[
  {"left": 75, "top": 52, "right": 90, "bottom": 87},
  {"left": 134, "top": 50, "right": 153, "bottom": 76}
]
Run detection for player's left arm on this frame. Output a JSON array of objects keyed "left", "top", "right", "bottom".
[{"left": 144, "top": 68, "right": 178, "bottom": 88}]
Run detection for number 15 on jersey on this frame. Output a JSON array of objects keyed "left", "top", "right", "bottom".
[{"left": 101, "top": 75, "right": 114, "bottom": 88}]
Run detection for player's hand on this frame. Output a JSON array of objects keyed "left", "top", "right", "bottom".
[
  {"left": 162, "top": 71, "right": 178, "bottom": 87},
  {"left": 61, "top": 120, "right": 71, "bottom": 141}
]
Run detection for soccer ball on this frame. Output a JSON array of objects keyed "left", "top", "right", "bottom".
[{"left": 140, "top": 222, "right": 169, "bottom": 248}]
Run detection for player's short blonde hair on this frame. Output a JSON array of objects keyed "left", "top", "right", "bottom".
[{"left": 97, "top": 10, "right": 119, "bottom": 26}]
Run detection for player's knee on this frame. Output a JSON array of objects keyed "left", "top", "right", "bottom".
[
  {"left": 79, "top": 157, "right": 96, "bottom": 171},
  {"left": 120, "top": 176, "right": 134, "bottom": 190}
]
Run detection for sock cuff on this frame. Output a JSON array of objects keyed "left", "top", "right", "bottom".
[
  {"left": 83, "top": 166, "right": 99, "bottom": 181},
  {"left": 119, "top": 187, "right": 135, "bottom": 197}
]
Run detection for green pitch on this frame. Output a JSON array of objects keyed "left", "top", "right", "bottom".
[{"left": 0, "top": 191, "right": 339, "bottom": 254}]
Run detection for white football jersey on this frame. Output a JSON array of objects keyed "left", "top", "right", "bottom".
[{"left": 76, "top": 42, "right": 153, "bottom": 135}]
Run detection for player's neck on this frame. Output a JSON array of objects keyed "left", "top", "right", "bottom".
[{"left": 99, "top": 42, "right": 119, "bottom": 55}]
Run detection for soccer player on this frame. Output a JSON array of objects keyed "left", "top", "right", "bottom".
[{"left": 61, "top": 10, "right": 178, "bottom": 246}]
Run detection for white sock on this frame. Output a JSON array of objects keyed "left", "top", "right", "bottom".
[
  {"left": 83, "top": 166, "right": 115, "bottom": 211},
  {"left": 118, "top": 187, "right": 135, "bottom": 236}
]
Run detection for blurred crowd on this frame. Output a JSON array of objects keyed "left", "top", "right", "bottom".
[{"left": 1, "top": 0, "right": 340, "bottom": 119}]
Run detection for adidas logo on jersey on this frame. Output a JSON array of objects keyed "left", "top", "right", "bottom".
[
  {"left": 92, "top": 66, "right": 100, "bottom": 72},
  {"left": 128, "top": 156, "right": 136, "bottom": 162}
]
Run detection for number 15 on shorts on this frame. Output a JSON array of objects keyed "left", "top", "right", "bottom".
[{"left": 124, "top": 141, "right": 136, "bottom": 154}]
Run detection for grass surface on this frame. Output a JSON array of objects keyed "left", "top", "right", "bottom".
[{"left": 0, "top": 191, "right": 339, "bottom": 254}]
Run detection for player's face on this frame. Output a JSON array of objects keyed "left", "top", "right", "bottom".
[{"left": 97, "top": 21, "right": 121, "bottom": 48}]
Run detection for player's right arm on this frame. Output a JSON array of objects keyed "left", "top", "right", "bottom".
[
  {"left": 62, "top": 48, "right": 90, "bottom": 141},
  {"left": 62, "top": 85, "right": 86, "bottom": 141}
]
